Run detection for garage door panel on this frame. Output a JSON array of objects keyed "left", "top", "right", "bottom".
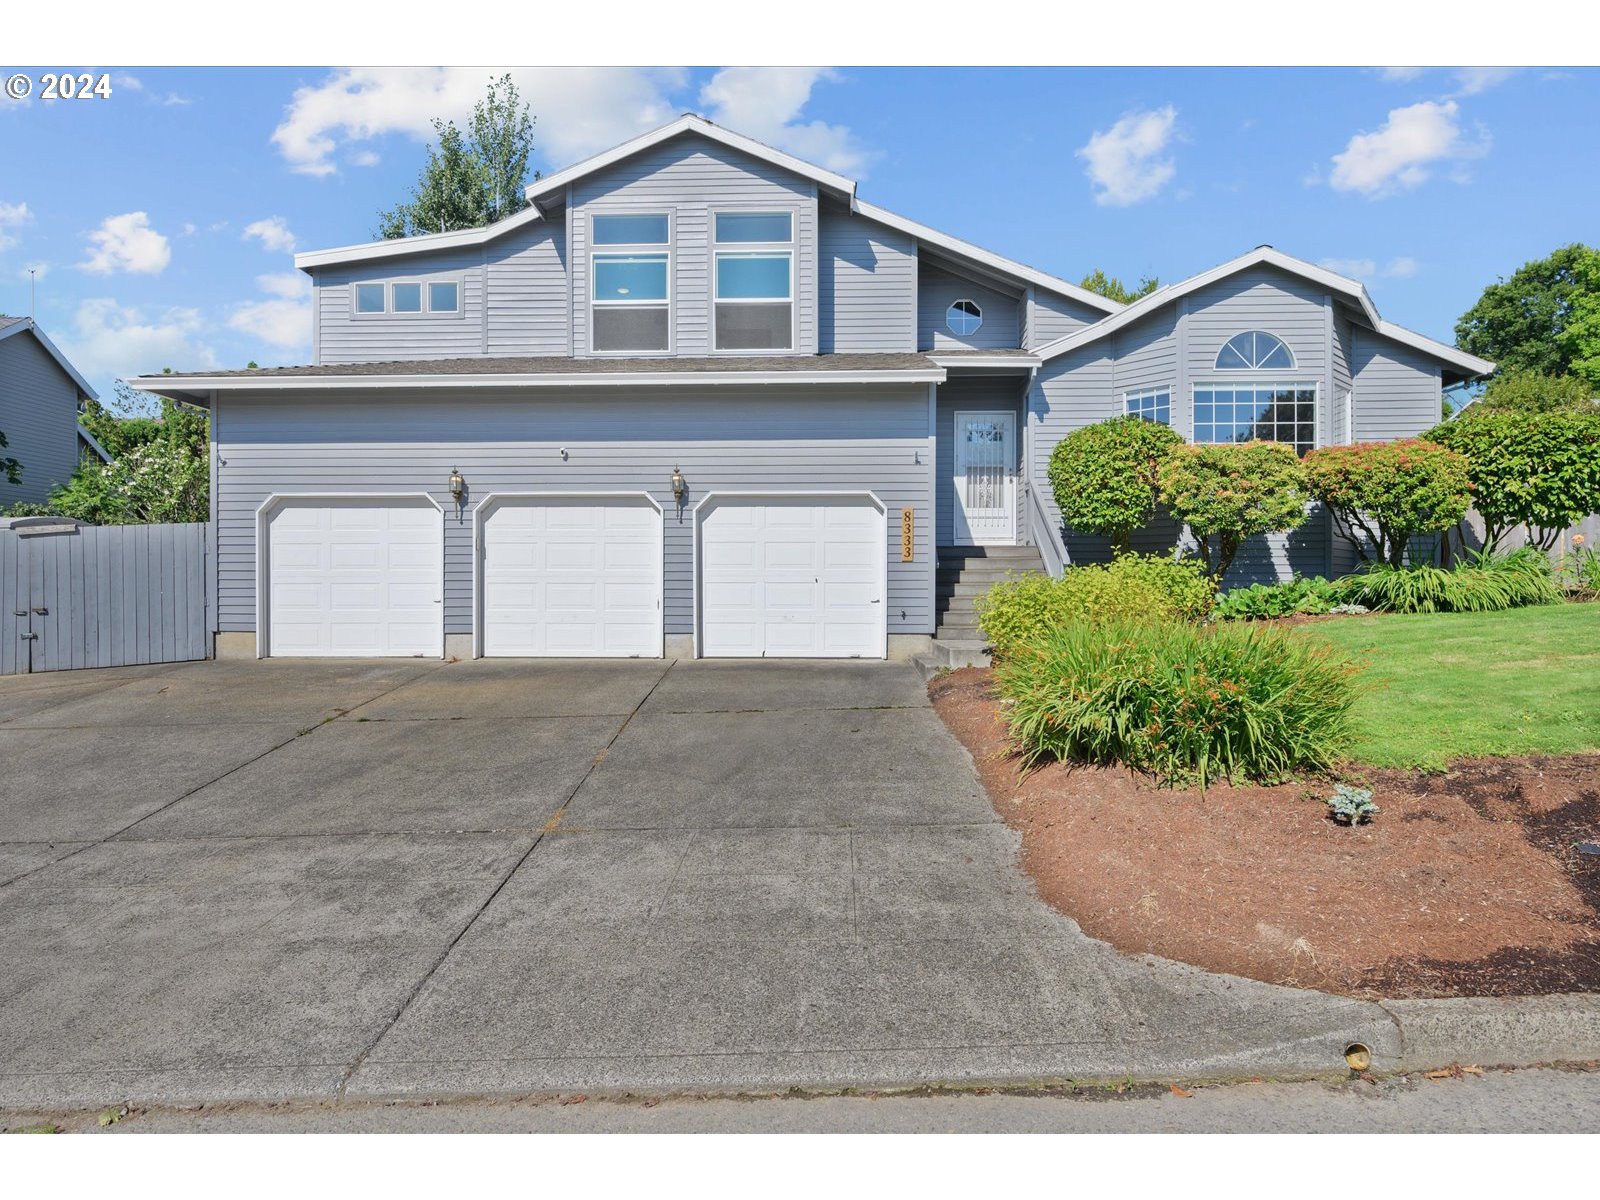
[
  {"left": 700, "top": 498, "right": 884, "bottom": 659},
  {"left": 481, "top": 497, "right": 662, "bottom": 658},
  {"left": 267, "top": 498, "right": 443, "bottom": 658}
]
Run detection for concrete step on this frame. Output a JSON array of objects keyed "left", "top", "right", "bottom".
[
  {"left": 911, "top": 636, "right": 993, "bottom": 680},
  {"left": 936, "top": 613, "right": 982, "bottom": 634},
  {"left": 937, "top": 545, "right": 1044, "bottom": 560},
  {"left": 938, "top": 579, "right": 1018, "bottom": 599},
  {"left": 936, "top": 564, "right": 1042, "bottom": 584}
]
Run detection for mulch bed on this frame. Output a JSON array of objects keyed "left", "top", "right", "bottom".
[{"left": 930, "top": 667, "right": 1600, "bottom": 1000}]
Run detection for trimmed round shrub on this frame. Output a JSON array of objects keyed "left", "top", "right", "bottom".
[
  {"left": 1156, "top": 441, "right": 1309, "bottom": 580},
  {"left": 1047, "top": 416, "right": 1184, "bottom": 551},
  {"left": 994, "top": 618, "right": 1359, "bottom": 786},
  {"left": 1303, "top": 439, "right": 1472, "bottom": 567},
  {"left": 1425, "top": 406, "right": 1600, "bottom": 550},
  {"left": 975, "top": 553, "right": 1214, "bottom": 660}
]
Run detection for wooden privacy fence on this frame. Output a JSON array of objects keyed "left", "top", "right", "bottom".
[{"left": 0, "top": 519, "right": 209, "bottom": 675}]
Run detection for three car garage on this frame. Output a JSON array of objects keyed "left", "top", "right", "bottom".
[{"left": 258, "top": 491, "right": 889, "bottom": 660}]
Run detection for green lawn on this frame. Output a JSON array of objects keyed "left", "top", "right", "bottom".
[{"left": 1298, "top": 602, "right": 1600, "bottom": 769}]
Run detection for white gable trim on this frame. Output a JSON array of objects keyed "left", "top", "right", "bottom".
[
  {"left": 0, "top": 318, "right": 98, "bottom": 400},
  {"left": 525, "top": 114, "right": 857, "bottom": 206},
  {"left": 77, "top": 423, "right": 112, "bottom": 463},
  {"left": 1033, "top": 246, "right": 1492, "bottom": 378},
  {"left": 849, "top": 199, "right": 1122, "bottom": 316}
]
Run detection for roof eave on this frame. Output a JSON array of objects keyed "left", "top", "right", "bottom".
[
  {"left": 0, "top": 318, "right": 98, "bottom": 400},
  {"left": 292, "top": 201, "right": 550, "bottom": 271}
]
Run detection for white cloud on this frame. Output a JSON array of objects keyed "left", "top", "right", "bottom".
[
  {"left": 59, "top": 298, "right": 217, "bottom": 381},
  {"left": 242, "top": 216, "right": 297, "bottom": 253},
  {"left": 349, "top": 149, "right": 380, "bottom": 168},
  {"left": 1318, "top": 255, "right": 1420, "bottom": 282},
  {"left": 227, "top": 272, "right": 312, "bottom": 350},
  {"left": 0, "top": 200, "right": 31, "bottom": 251},
  {"left": 271, "top": 67, "right": 687, "bottom": 177},
  {"left": 1328, "top": 100, "right": 1489, "bottom": 197},
  {"left": 1377, "top": 67, "right": 1426, "bottom": 83},
  {"left": 1452, "top": 67, "right": 1517, "bottom": 95},
  {"left": 697, "top": 67, "right": 872, "bottom": 176},
  {"left": 79, "top": 211, "right": 172, "bottom": 275},
  {"left": 112, "top": 72, "right": 190, "bottom": 106},
  {"left": 1076, "top": 106, "right": 1178, "bottom": 206}
]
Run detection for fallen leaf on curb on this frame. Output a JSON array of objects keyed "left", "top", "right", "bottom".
[
  {"left": 1169, "top": 1084, "right": 1194, "bottom": 1098},
  {"left": 559, "top": 1094, "right": 587, "bottom": 1106}
]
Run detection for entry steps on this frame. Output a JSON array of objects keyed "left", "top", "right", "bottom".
[{"left": 915, "top": 544, "right": 1046, "bottom": 678}]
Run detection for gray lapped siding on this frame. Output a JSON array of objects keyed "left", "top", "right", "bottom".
[
  {"left": 0, "top": 330, "right": 81, "bottom": 505},
  {"left": 818, "top": 203, "right": 917, "bottom": 353},
  {"left": 1026, "top": 288, "right": 1104, "bottom": 350},
  {"left": 213, "top": 386, "right": 935, "bottom": 643},
  {"left": 917, "top": 265, "right": 1020, "bottom": 351},
  {"left": 935, "top": 377, "right": 1026, "bottom": 546}
]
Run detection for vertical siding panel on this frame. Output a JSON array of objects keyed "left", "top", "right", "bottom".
[{"left": 1, "top": 532, "right": 17, "bottom": 675}]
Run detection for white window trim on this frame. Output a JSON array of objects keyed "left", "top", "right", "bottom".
[
  {"left": 587, "top": 209, "right": 674, "bottom": 356},
  {"left": 1191, "top": 380, "right": 1322, "bottom": 454},
  {"left": 946, "top": 298, "right": 984, "bottom": 338},
  {"left": 350, "top": 279, "right": 465, "bottom": 319},
  {"left": 711, "top": 207, "right": 798, "bottom": 355},
  {"left": 1122, "top": 385, "right": 1173, "bottom": 425},
  {"left": 1214, "top": 329, "right": 1297, "bottom": 371}
]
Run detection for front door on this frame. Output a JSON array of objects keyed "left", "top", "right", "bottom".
[{"left": 953, "top": 410, "right": 1016, "bottom": 545}]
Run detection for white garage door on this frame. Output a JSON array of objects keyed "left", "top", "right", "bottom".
[
  {"left": 481, "top": 495, "right": 662, "bottom": 657},
  {"left": 699, "top": 495, "right": 885, "bottom": 659},
  {"left": 266, "top": 497, "right": 443, "bottom": 657}
]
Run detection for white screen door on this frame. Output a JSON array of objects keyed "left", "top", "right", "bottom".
[{"left": 953, "top": 410, "right": 1016, "bottom": 545}]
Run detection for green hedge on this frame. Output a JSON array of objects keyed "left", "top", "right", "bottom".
[
  {"left": 995, "top": 619, "right": 1359, "bottom": 787},
  {"left": 974, "top": 554, "right": 1214, "bottom": 660}
]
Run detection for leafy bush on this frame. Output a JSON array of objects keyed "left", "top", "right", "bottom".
[
  {"left": 1214, "top": 575, "right": 1342, "bottom": 620},
  {"left": 1303, "top": 439, "right": 1473, "bottom": 567},
  {"left": 1333, "top": 548, "right": 1563, "bottom": 613},
  {"left": 1325, "top": 784, "right": 1380, "bottom": 826},
  {"left": 975, "top": 554, "right": 1214, "bottom": 660},
  {"left": 1475, "top": 368, "right": 1597, "bottom": 415},
  {"left": 1157, "top": 441, "right": 1309, "bottom": 579},
  {"left": 1425, "top": 406, "right": 1600, "bottom": 551},
  {"left": 995, "top": 618, "right": 1359, "bottom": 786},
  {"left": 1046, "top": 416, "right": 1183, "bottom": 552}
]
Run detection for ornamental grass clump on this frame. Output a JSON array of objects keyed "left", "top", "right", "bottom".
[
  {"left": 1334, "top": 547, "right": 1563, "bottom": 613},
  {"left": 975, "top": 554, "right": 1214, "bottom": 660},
  {"left": 995, "top": 619, "right": 1359, "bottom": 787}
]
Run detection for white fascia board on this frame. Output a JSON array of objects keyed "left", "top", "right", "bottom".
[
  {"left": 849, "top": 198, "right": 1123, "bottom": 317},
  {"left": 1035, "top": 246, "right": 1386, "bottom": 362},
  {"left": 1375, "top": 320, "right": 1495, "bottom": 378},
  {"left": 0, "top": 319, "right": 98, "bottom": 400},
  {"left": 125, "top": 368, "right": 947, "bottom": 395},
  {"left": 77, "top": 423, "right": 112, "bottom": 462},
  {"left": 523, "top": 114, "right": 857, "bottom": 205},
  {"left": 292, "top": 203, "right": 547, "bottom": 270},
  {"left": 926, "top": 353, "right": 1042, "bottom": 369}
]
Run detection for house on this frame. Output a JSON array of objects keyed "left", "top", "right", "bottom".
[
  {"left": 0, "top": 316, "right": 105, "bottom": 507},
  {"left": 131, "top": 114, "right": 1491, "bottom": 663}
]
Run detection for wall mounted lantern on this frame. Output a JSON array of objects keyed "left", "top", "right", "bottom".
[
  {"left": 670, "top": 466, "right": 686, "bottom": 504},
  {"left": 448, "top": 467, "right": 466, "bottom": 503}
]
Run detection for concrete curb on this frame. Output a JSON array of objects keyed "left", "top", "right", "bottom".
[{"left": 1378, "top": 993, "right": 1600, "bottom": 1073}]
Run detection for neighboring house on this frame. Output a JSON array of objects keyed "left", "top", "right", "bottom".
[
  {"left": 0, "top": 316, "right": 104, "bottom": 506},
  {"left": 131, "top": 114, "right": 1491, "bottom": 663}
]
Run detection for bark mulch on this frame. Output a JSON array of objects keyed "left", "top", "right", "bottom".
[{"left": 930, "top": 667, "right": 1600, "bottom": 1000}]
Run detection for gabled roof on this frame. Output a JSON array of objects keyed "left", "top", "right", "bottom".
[
  {"left": 1033, "top": 246, "right": 1494, "bottom": 381},
  {"left": 290, "top": 114, "right": 1121, "bottom": 314},
  {"left": 0, "top": 316, "right": 99, "bottom": 400}
]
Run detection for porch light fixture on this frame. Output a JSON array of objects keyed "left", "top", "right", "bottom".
[
  {"left": 670, "top": 465, "right": 686, "bottom": 504},
  {"left": 448, "top": 467, "right": 465, "bottom": 503}
]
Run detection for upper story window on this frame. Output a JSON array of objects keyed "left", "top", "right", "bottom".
[
  {"left": 713, "top": 211, "right": 793, "bottom": 352},
  {"left": 1216, "top": 330, "right": 1294, "bottom": 370},
  {"left": 590, "top": 211, "right": 670, "bottom": 353},
  {"left": 353, "top": 279, "right": 464, "bottom": 316},
  {"left": 947, "top": 299, "right": 983, "bottom": 337},
  {"left": 1124, "top": 387, "right": 1171, "bottom": 426}
]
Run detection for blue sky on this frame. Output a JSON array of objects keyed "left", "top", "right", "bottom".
[{"left": 1, "top": 65, "right": 1594, "bottom": 401}]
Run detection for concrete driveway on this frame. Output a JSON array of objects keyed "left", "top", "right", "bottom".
[{"left": 0, "top": 657, "right": 1396, "bottom": 1108}]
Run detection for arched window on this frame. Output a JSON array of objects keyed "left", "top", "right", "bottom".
[
  {"left": 1216, "top": 330, "right": 1294, "bottom": 370},
  {"left": 946, "top": 299, "right": 983, "bottom": 336}
]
